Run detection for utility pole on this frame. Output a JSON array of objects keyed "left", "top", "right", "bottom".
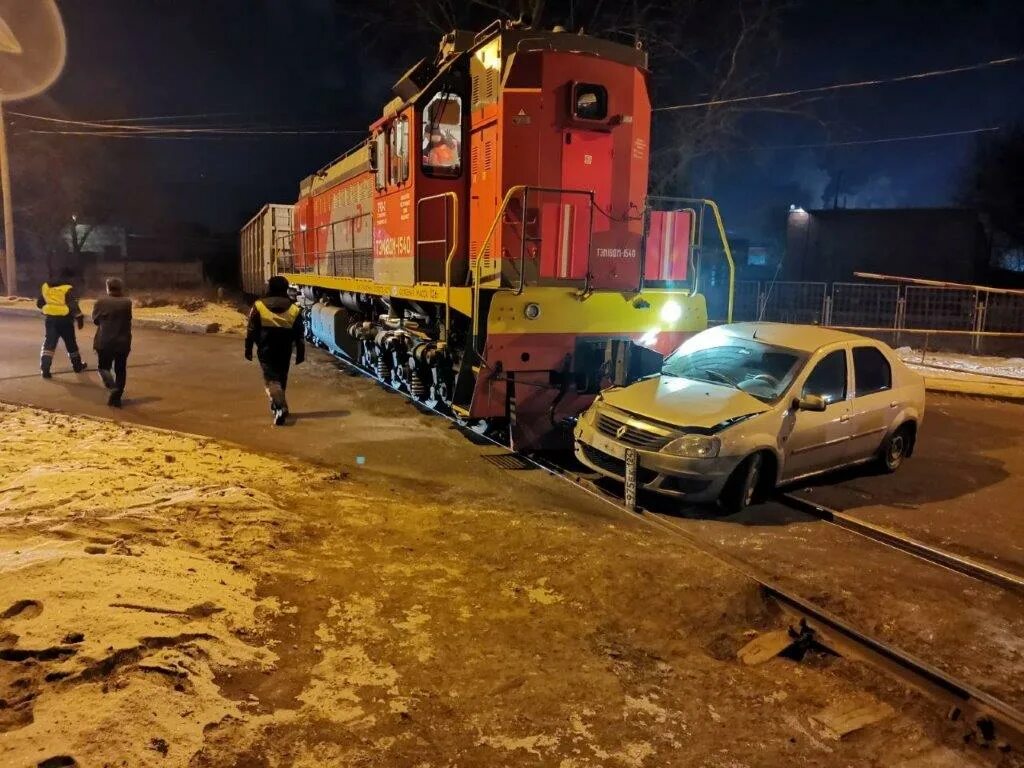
[
  {"left": 0, "top": 0, "right": 68, "bottom": 295},
  {"left": 0, "top": 99, "right": 15, "bottom": 294}
]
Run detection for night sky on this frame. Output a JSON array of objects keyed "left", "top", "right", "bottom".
[{"left": 10, "top": 0, "right": 1024, "bottom": 241}]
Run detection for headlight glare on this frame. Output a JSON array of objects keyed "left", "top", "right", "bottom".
[{"left": 663, "top": 434, "right": 721, "bottom": 459}]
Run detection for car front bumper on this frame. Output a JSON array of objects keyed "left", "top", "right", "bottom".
[{"left": 573, "top": 416, "right": 738, "bottom": 502}]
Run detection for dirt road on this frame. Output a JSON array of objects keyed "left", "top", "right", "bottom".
[{"left": 1, "top": 314, "right": 1023, "bottom": 766}]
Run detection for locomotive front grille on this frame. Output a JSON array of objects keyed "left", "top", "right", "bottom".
[{"left": 596, "top": 412, "right": 671, "bottom": 450}]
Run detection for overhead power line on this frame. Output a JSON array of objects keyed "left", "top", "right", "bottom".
[
  {"left": 738, "top": 125, "right": 1002, "bottom": 152},
  {"left": 89, "top": 111, "right": 251, "bottom": 124},
  {"left": 8, "top": 111, "right": 364, "bottom": 136},
  {"left": 22, "top": 128, "right": 358, "bottom": 139},
  {"left": 655, "top": 52, "right": 1024, "bottom": 112}
]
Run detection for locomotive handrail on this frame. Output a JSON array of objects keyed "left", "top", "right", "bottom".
[
  {"left": 412, "top": 192, "right": 459, "bottom": 342},
  {"left": 471, "top": 185, "right": 524, "bottom": 345},
  {"left": 286, "top": 211, "right": 373, "bottom": 279},
  {"left": 516, "top": 186, "right": 596, "bottom": 296},
  {"left": 470, "top": 184, "right": 597, "bottom": 348},
  {"left": 646, "top": 196, "right": 736, "bottom": 323}
]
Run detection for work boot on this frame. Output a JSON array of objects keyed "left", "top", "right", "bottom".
[
  {"left": 108, "top": 390, "right": 123, "bottom": 408},
  {"left": 99, "top": 369, "right": 116, "bottom": 389},
  {"left": 273, "top": 408, "right": 288, "bottom": 426},
  {"left": 72, "top": 361, "right": 88, "bottom": 373},
  {"left": 41, "top": 369, "right": 52, "bottom": 379}
]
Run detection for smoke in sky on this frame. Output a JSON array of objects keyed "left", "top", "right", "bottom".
[{"left": 788, "top": 151, "right": 906, "bottom": 209}]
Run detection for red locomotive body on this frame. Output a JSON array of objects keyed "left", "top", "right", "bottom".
[{"left": 270, "top": 22, "right": 735, "bottom": 450}]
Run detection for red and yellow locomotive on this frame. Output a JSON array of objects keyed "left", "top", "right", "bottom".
[{"left": 273, "top": 21, "right": 735, "bottom": 449}]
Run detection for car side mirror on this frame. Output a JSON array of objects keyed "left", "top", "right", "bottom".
[{"left": 793, "top": 394, "right": 827, "bottom": 412}]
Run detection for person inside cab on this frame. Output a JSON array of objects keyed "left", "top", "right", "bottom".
[
  {"left": 37, "top": 268, "right": 87, "bottom": 378},
  {"left": 423, "top": 130, "right": 458, "bottom": 174}
]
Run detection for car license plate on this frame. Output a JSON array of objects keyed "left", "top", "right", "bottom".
[{"left": 624, "top": 448, "right": 637, "bottom": 511}]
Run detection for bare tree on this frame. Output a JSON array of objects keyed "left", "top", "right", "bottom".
[{"left": 9, "top": 131, "right": 110, "bottom": 279}]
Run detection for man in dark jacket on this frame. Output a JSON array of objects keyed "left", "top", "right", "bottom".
[
  {"left": 245, "top": 276, "right": 304, "bottom": 425},
  {"left": 92, "top": 277, "right": 133, "bottom": 407},
  {"left": 37, "top": 268, "right": 87, "bottom": 378}
]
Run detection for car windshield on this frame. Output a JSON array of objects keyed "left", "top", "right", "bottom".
[{"left": 661, "top": 335, "right": 806, "bottom": 403}]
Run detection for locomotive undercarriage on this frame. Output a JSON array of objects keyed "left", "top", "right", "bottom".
[
  {"left": 299, "top": 286, "right": 670, "bottom": 448},
  {"left": 302, "top": 287, "right": 471, "bottom": 417}
]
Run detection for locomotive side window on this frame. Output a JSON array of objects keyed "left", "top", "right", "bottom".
[
  {"left": 422, "top": 91, "right": 463, "bottom": 178},
  {"left": 374, "top": 130, "right": 387, "bottom": 191},
  {"left": 389, "top": 117, "right": 410, "bottom": 186},
  {"left": 573, "top": 83, "right": 608, "bottom": 121}
]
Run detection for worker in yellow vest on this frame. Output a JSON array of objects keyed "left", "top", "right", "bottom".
[
  {"left": 244, "top": 276, "right": 304, "bottom": 425},
  {"left": 36, "top": 269, "right": 88, "bottom": 378}
]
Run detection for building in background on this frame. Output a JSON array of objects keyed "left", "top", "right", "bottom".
[
  {"left": 784, "top": 207, "right": 990, "bottom": 284},
  {"left": 16, "top": 219, "right": 235, "bottom": 293}
]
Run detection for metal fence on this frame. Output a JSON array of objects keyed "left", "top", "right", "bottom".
[{"left": 705, "top": 279, "right": 1024, "bottom": 355}]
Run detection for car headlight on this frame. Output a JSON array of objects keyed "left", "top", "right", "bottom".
[{"left": 662, "top": 435, "right": 721, "bottom": 459}]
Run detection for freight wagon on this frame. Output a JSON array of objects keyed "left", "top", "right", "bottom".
[{"left": 239, "top": 203, "right": 294, "bottom": 296}]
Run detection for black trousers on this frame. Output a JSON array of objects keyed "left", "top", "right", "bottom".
[
  {"left": 41, "top": 317, "right": 82, "bottom": 369},
  {"left": 97, "top": 349, "right": 129, "bottom": 394},
  {"left": 258, "top": 352, "right": 291, "bottom": 410}
]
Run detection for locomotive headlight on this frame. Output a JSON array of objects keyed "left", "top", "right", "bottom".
[
  {"left": 524, "top": 302, "right": 541, "bottom": 320},
  {"left": 662, "top": 435, "right": 720, "bottom": 459},
  {"left": 660, "top": 300, "right": 682, "bottom": 324}
]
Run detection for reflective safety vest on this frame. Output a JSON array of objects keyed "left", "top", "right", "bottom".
[
  {"left": 41, "top": 283, "right": 72, "bottom": 317},
  {"left": 255, "top": 300, "right": 300, "bottom": 328}
]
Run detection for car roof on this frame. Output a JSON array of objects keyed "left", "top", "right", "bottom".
[{"left": 713, "top": 322, "right": 872, "bottom": 352}]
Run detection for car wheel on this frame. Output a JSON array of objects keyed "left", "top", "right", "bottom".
[
  {"left": 878, "top": 424, "right": 912, "bottom": 473},
  {"left": 719, "top": 453, "right": 763, "bottom": 515}
]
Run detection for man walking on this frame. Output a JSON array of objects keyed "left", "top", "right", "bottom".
[
  {"left": 37, "top": 269, "right": 87, "bottom": 378},
  {"left": 92, "top": 277, "right": 133, "bottom": 407},
  {"left": 245, "top": 276, "right": 304, "bottom": 425}
]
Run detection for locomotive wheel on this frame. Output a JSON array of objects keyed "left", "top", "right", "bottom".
[
  {"left": 426, "top": 366, "right": 454, "bottom": 412},
  {"left": 389, "top": 359, "right": 409, "bottom": 392}
]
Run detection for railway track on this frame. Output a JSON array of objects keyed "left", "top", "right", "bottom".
[
  {"left": 779, "top": 493, "right": 1024, "bottom": 597},
  {"left": 324, "top": 347, "right": 1024, "bottom": 753}
]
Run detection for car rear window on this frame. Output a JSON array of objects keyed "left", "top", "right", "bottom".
[{"left": 853, "top": 346, "right": 892, "bottom": 396}]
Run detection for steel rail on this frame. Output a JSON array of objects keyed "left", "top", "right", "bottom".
[
  {"left": 779, "top": 493, "right": 1024, "bottom": 597},
  {"left": 306, "top": 337, "right": 1024, "bottom": 752},
  {"left": 566, "top": 471, "right": 1024, "bottom": 752}
]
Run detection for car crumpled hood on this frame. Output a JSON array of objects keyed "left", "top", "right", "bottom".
[{"left": 600, "top": 376, "right": 770, "bottom": 430}]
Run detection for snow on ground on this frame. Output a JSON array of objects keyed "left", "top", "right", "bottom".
[
  {"left": 896, "top": 347, "right": 1024, "bottom": 382},
  {"left": 0, "top": 405, "right": 329, "bottom": 767},
  {"left": 0, "top": 295, "right": 248, "bottom": 334}
]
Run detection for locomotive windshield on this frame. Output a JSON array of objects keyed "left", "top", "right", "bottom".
[{"left": 422, "top": 91, "right": 462, "bottom": 178}]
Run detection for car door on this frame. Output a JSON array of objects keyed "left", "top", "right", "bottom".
[
  {"left": 845, "top": 345, "right": 896, "bottom": 462},
  {"left": 780, "top": 347, "right": 854, "bottom": 481}
]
